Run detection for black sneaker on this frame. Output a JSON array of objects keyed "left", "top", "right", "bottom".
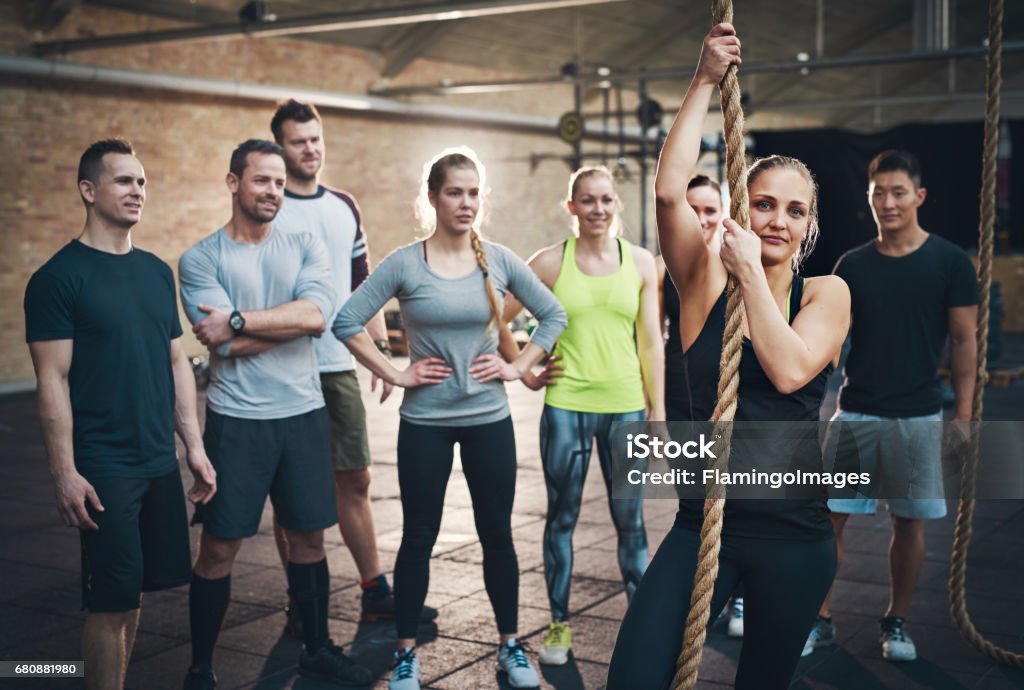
[
  {"left": 299, "top": 641, "right": 373, "bottom": 686},
  {"left": 361, "top": 590, "right": 439, "bottom": 624},
  {"left": 182, "top": 667, "right": 217, "bottom": 690},
  {"left": 284, "top": 595, "right": 303, "bottom": 639}
]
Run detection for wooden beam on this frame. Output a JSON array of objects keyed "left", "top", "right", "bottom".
[
  {"left": 381, "top": 21, "right": 463, "bottom": 78},
  {"left": 754, "top": 3, "right": 914, "bottom": 107},
  {"left": 581, "top": 8, "right": 706, "bottom": 104},
  {"left": 826, "top": 58, "right": 954, "bottom": 128},
  {"left": 25, "top": 0, "right": 79, "bottom": 33}
]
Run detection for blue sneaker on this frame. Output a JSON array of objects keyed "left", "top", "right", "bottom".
[
  {"left": 880, "top": 616, "right": 917, "bottom": 661},
  {"left": 497, "top": 639, "right": 540, "bottom": 688},
  {"left": 802, "top": 615, "right": 836, "bottom": 657},
  {"left": 389, "top": 648, "right": 420, "bottom": 690},
  {"left": 727, "top": 597, "right": 744, "bottom": 638}
]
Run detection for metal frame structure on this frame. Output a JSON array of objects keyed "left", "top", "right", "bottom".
[{"left": 33, "top": 0, "right": 628, "bottom": 55}]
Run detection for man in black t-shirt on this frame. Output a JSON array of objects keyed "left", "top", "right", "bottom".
[
  {"left": 23, "top": 139, "right": 217, "bottom": 690},
  {"left": 803, "top": 150, "right": 978, "bottom": 663}
]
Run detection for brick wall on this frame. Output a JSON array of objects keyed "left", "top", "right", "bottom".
[{"left": 0, "top": 4, "right": 661, "bottom": 385}]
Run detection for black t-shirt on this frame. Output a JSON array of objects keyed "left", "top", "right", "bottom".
[
  {"left": 835, "top": 235, "right": 978, "bottom": 417},
  {"left": 24, "top": 240, "right": 183, "bottom": 479}
]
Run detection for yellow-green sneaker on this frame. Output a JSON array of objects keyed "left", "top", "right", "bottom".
[{"left": 539, "top": 620, "right": 572, "bottom": 666}]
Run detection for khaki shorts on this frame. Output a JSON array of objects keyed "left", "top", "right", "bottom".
[{"left": 321, "top": 370, "right": 372, "bottom": 471}]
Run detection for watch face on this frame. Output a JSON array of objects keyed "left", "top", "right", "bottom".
[{"left": 230, "top": 313, "right": 244, "bottom": 331}]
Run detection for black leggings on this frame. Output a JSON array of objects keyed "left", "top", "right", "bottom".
[
  {"left": 394, "top": 416, "right": 519, "bottom": 639},
  {"left": 608, "top": 526, "right": 836, "bottom": 690}
]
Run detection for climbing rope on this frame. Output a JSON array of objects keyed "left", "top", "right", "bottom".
[
  {"left": 672, "top": 0, "right": 749, "bottom": 687},
  {"left": 948, "top": 0, "right": 1024, "bottom": 669}
]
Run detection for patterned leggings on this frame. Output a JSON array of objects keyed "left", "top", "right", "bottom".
[{"left": 539, "top": 404, "right": 647, "bottom": 621}]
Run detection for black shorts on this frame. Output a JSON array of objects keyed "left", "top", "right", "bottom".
[
  {"left": 195, "top": 407, "right": 337, "bottom": 539},
  {"left": 80, "top": 469, "right": 192, "bottom": 613}
]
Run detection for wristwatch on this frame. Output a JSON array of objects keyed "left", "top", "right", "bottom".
[
  {"left": 229, "top": 310, "right": 246, "bottom": 334},
  {"left": 373, "top": 338, "right": 392, "bottom": 359}
]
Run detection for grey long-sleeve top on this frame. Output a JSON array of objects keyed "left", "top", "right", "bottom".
[{"left": 334, "top": 240, "right": 567, "bottom": 426}]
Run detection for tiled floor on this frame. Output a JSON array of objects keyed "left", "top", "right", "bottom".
[{"left": 1, "top": 360, "right": 1022, "bottom": 689}]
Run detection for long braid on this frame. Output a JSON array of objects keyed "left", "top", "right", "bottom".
[{"left": 469, "top": 228, "right": 502, "bottom": 332}]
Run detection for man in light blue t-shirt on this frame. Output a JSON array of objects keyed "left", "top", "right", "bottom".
[
  {"left": 178, "top": 139, "right": 371, "bottom": 689},
  {"left": 269, "top": 100, "right": 436, "bottom": 630}
]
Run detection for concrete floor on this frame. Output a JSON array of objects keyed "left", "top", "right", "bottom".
[{"left": 2, "top": 360, "right": 1023, "bottom": 690}]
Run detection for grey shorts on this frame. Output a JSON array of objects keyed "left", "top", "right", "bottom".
[
  {"left": 196, "top": 407, "right": 338, "bottom": 539},
  {"left": 823, "top": 409, "right": 947, "bottom": 520},
  {"left": 321, "top": 370, "right": 372, "bottom": 472}
]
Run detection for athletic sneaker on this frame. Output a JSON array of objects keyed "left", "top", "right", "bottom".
[
  {"left": 299, "top": 641, "right": 373, "bottom": 686},
  {"left": 182, "top": 667, "right": 216, "bottom": 690},
  {"left": 880, "top": 616, "right": 917, "bottom": 661},
  {"left": 388, "top": 648, "right": 421, "bottom": 690},
  {"left": 727, "top": 597, "right": 744, "bottom": 638},
  {"left": 497, "top": 639, "right": 541, "bottom": 688},
  {"left": 362, "top": 589, "right": 439, "bottom": 624},
  {"left": 286, "top": 588, "right": 439, "bottom": 637},
  {"left": 539, "top": 620, "right": 572, "bottom": 665},
  {"left": 801, "top": 615, "right": 836, "bottom": 657},
  {"left": 284, "top": 594, "right": 303, "bottom": 639}
]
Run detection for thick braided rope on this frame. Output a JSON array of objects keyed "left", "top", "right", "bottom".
[
  {"left": 672, "top": 1, "right": 749, "bottom": 687},
  {"left": 948, "top": 0, "right": 1024, "bottom": 669}
]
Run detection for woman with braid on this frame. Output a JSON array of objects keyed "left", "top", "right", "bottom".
[
  {"left": 333, "top": 147, "right": 566, "bottom": 690},
  {"left": 501, "top": 165, "right": 663, "bottom": 666},
  {"left": 608, "top": 24, "right": 850, "bottom": 689}
]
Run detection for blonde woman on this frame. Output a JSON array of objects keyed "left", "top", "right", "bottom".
[
  {"left": 503, "top": 166, "right": 663, "bottom": 666},
  {"left": 333, "top": 148, "right": 566, "bottom": 690},
  {"left": 608, "top": 24, "right": 849, "bottom": 689}
]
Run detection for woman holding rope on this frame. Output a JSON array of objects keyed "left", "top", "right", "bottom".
[{"left": 607, "top": 24, "right": 850, "bottom": 690}]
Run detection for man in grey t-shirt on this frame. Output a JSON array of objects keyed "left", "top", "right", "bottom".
[
  {"left": 268, "top": 99, "right": 425, "bottom": 630},
  {"left": 178, "top": 140, "right": 370, "bottom": 689}
]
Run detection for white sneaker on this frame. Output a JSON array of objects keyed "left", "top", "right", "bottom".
[
  {"left": 539, "top": 621, "right": 572, "bottom": 666},
  {"left": 497, "top": 639, "right": 540, "bottom": 688},
  {"left": 802, "top": 616, "right": 836, "bottom": 657},
  {"left": 727, "top": 597, "right": 744, "bottom": 638},
  {"left": 388, "top": 648, "right": 420, "bottom": 690},
  {"left": 880, "top": 617, "right": 917, "bottom": 662}
]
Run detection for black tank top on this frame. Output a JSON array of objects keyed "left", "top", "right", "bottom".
[
  {"left": 673, "top": 275, "right": 834, "bottom": 540},
  {"left": 663, "top": 273, "right": 689, "bottom": 419},
  {"left": 663, "top": 271, "right": 683, "bottom": 356}
]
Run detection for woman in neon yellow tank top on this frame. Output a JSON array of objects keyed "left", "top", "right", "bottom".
[{"left": 501, "top": 166, "right": 664, "bottom": 667}]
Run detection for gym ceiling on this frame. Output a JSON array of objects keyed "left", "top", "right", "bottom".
[{"left": 18, "top": 0, "right": 1024, "bottom": 131}]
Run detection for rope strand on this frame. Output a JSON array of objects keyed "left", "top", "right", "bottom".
[
  {"left": 949, "top": 0, "right": 1023, "bottom": 669},
  {"left": 672, "top": 1, "right": 748, "bottom": 687}
]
